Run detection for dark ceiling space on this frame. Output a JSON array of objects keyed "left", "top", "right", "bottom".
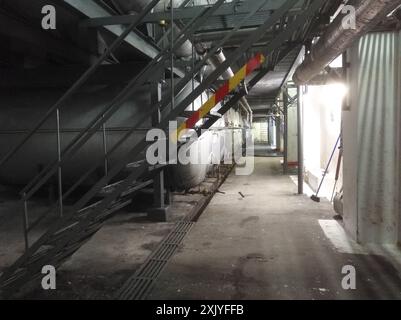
[{"left": 0, "top": 0, "right": 149, "bottom": 68}]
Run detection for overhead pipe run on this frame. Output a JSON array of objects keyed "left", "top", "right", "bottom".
[
  {"left": 114, "top": 0, "right": 253, "bottom": 119},
  {"left": 293, "top": 0, "right": 401, "bottom": 85},
  {"left": 206, "top": 48, "right": 253, "bottom": 122},
  {"left": 208, "top": 48, "right": 235, "bottom": 79},
  {"left": 239, "top": 98, "right": 253, "bottom": 124}
]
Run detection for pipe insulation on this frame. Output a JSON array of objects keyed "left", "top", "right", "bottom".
[
  {"left": 293, "top": 0, "right": 401, "bottom": 85},
  {"left": 114, "top": 1, "right": 252, "bottom": 119},
  {"left": 207, "top": 48, "right": 253, "bottom": 122}
]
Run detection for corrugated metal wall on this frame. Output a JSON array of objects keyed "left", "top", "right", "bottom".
[{"left": 346, "top": 31, "right": 401, "bottom": 244}]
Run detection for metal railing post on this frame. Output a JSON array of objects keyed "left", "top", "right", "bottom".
[
  {"left": 102, "top": 116, "right": 108, "bottom": 176},
  {"left": 56, "top": 109, "right": 63, "bottom": 217},
  {"left": 191, "top": 42, "right": 195, "bottom": 111},
  {"left": 283, "top": 89, "right": 289, "bottom": 174},
  {"left": 170, "top": 0, "right": 175, "bottom": 113},
  {"left": 22, "top": 195, "right": 29, "bottom": 251}
]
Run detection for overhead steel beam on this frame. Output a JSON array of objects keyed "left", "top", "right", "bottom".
[
  {"left": 198, "top": 0, "right": 324, "bottom": 132},
  {"left": 64, "top": 0, "right": 159, "bottom": 59},
  {"left": 80, "top": 0, "right": 307, "bottom": 27},
  {"left": 192, "top": 22, "right": 302, "bottom": 45}
]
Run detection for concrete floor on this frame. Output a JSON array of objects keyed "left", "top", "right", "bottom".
[
  {"left": 0, "top": 182, "right": 214, "bottom": 299},
  {"left": 252, "top": 143, "right": 282, "bottom": 158},
  {"left": 2, "top": 157, "right": 401, "bottom": 299},
  {"left": 148, "top": 157, "right": 401, "bottom": 300}
]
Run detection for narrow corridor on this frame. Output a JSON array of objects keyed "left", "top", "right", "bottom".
[{"left": 149, "top": 158, "right": 401, "bottom": 300}]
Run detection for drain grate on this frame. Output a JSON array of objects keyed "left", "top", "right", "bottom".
[
  {"left": 116, "top": 165, "right": 234, "bottom": 300},
  {"left": 116, "top": 221, "right": 193, "bottom": 300}
]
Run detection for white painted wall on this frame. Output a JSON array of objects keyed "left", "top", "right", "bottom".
[
  {"left": 252, "top": 121, "right": 268, "bottom": 143},
  {"left": 302, "top": 85, "right": 343, "bottom": 197}
]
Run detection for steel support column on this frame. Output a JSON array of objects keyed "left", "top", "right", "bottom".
[
  {"left": 297, "top": 86, "right": 304, "bottom": 194},
  {"left": 275, "top": 114, "right": 281, "bottom": 152},
  {"left": 149, "top": 82, "right": 171, "bottom": 222},
  {"left": 283, "top": 89, "right": 289, "bottom": 173}
]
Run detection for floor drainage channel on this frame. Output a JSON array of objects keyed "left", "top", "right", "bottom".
[
  {"left": 116, "top": 221, "right": 194, "bottom": 300},
  {"left": 116, "top": 165, "right": 234, "bottom": 300}
]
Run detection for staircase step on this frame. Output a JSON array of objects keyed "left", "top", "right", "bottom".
[
  {"left": 120, "top": 180, "right": 153, "bottom": 197},
  {"left": 126, "top": 160, "right": 167, "bottom": 173},
  {"left": 98, "top": 179, "right": 153, "bottom": 197},
  {"left": 0, "top": 188, "right": 143, "bottom": 293},
  {"left": 126, "top": 160, "right": 145, "bottom": 169},
  {"left": 181, "top": 111, "right": 222, "bottom": 121},
  {"left": 48, "top": 198, "right": 134, "bottom": 246},
  {"left": 0, "top": 268, "right": 27, "bottom": 288},
  {"left": 26, "top": 245, "right": 54, "bottom": 266}
]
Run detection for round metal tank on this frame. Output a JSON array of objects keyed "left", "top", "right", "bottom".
[
  {"left": 0, "top": 81, "right": 244, "bottom": 190},
  {"left": 168, "top": 126, "right": 244, "bottom": 189},
  {"left": 0, "top": 85, "right": 151, "bottom": 186}
]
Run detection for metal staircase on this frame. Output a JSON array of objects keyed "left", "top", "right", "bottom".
[{"left": 0, "top": 0, "right": 328, "bottom": 297}]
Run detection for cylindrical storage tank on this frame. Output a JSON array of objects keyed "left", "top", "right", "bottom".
[
  {"left": 0, "top": 85, "right": 151, "bottom": 186},
  {"left": 0, "top": 81, "right": 212, "bottom": 188},
  {"left": 167, "top": 115, "right": 213, "bottom": 190},
  {"left": 0, "top": 87, "right": 245, "bottom": 190},
  {"left": 168, "top": 133, "right": 212, "bottom": 189}
]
